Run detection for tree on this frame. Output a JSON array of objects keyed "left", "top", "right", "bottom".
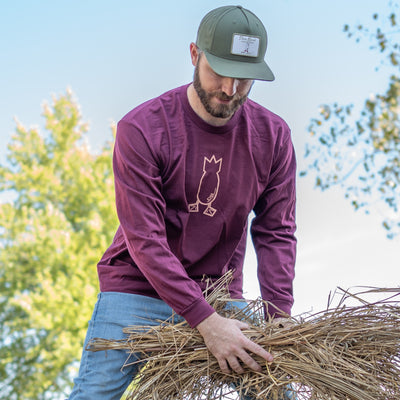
[
  {"left": 301, "top": 1, "right": 400, "bottom": 238},
  {"left": 0, "top": 90, "right": 118, "bottom": 399}
]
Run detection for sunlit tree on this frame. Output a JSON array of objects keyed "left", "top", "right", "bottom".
[
  {"left": 302, "top": 1, "right": 400, "bottom": 238},
  {"left": 0, "top": 90, "right": 117, "bottom": 399}
]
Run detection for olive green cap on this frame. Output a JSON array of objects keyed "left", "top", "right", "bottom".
[{"left": 196, "top": 5, "right": 275, "bottom": 81}]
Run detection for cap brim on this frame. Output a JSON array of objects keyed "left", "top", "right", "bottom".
[{"left": 204, "top": 51, "right": 275, "bottom": 81}]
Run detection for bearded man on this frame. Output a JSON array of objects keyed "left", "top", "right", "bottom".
[{"left": 68, "top": 5, "right": 297, "bottom": 400}]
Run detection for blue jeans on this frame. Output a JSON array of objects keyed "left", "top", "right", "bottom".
[{"left": 68, "top": 292, "right": 295, "bottom": 399}]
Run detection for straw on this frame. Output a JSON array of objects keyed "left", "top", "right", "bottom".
[{"left": 87, "top": 274, "right": 400, "bottom": 400}]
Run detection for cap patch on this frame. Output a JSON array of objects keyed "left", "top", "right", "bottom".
[{"left": 231, "top": 34, "right": 260, "bottom": 57}]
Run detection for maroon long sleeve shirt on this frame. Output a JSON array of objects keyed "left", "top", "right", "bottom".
[{"left": 97, "top": 84, "right": 297, "bottom": 328}]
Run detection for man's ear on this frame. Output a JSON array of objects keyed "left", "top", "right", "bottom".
[{"left": 189, "top": 42, "right": 200, "bottom": 67}]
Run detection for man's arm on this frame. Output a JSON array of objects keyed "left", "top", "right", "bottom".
[
  {"left": 113, "top": 119, "right": 215, "bottom": 327},
  {"left": 252, "top": 132, "right": 297, "bottom": 318}
]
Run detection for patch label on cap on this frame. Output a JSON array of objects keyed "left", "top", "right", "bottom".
[{"left": 231, "top": 34, "right": 260, "bottom": 57}]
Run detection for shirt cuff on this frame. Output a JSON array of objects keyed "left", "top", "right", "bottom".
[{"left": 180, "top": 296, "right": 215, "bottom": 328}]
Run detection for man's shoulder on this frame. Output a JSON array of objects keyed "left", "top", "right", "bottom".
[
  {"left": 120, "top": 84, "right": 188, "bottom": 124},
  {"left": 243, "top": 99, "right": 291, "bottom": 134},
  {"left": 245, "top": 99, "right": 288, "bottom": 125}
]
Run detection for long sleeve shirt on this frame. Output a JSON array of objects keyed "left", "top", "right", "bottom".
[{"left": 97, "top": 83, "right": 297, "bottom": 328}]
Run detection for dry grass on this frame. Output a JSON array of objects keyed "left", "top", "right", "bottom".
[{"left": 87, "top": 274, "right": 400, "bottom": 399}]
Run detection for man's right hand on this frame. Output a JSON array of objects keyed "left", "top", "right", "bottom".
[{"left": 196, "top": 312, "right": 273, "bottom": 374}]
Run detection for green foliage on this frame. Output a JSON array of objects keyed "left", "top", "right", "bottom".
[
  {"left": 302, "top": 1, "right": 400, "bottom": 238},
  {"left": 0, "top": 90, "right": 118, "bottom": 399}
]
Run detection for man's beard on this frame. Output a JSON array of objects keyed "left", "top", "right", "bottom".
[{"left": 193, "top": 60, "right": 251, "bottom": 119}]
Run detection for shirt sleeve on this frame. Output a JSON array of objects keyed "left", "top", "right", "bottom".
[
  {"left": 113, "top": 119, "right": 215, "bottom": 328},
  {"left": 251, "top": 131, "right": 297, "bottom": 318}
]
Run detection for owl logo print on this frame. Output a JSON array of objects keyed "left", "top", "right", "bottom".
[{"left": 189, "top": 155, "right": 222, "bottom": 217}]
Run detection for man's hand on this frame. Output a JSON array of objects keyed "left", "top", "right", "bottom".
[{"left": 196, "top": 312, "right": 273, "bottom": 374}]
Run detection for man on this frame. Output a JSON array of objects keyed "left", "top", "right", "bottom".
[{"left": 68, "top": 5, "right": 296, "bottom": 399}]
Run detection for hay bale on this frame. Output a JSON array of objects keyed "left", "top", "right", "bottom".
[{"left": 87, "top": 275, "right": 400, "bottom": 400}]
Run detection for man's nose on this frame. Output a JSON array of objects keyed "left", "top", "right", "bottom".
[{"left": 221, "top": 77, "right": 239, "bottom": 97}]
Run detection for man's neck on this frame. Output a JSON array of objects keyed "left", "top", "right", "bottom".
[{"left": 186, "top": 84, "right": 231, "bottom": 127}]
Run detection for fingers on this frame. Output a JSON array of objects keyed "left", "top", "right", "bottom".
[
  {"left": 227, "top": 355, "right": 245, "bottom": 374},
  {"left": 219, "top": 352, "right": 254, "bottom": 374},
  {"left": 220, "top": 342, "right": 273, "bottom": 374},
  {"left": 221, "top": 349, "right": 270, "bottom": 374},
  {"left": 234, "top": 319, "right": 274, "bottom": 366},
  {"left": 236, "top": 349, "right": 261, "bottom": 373},
  {"left": 244, "top": 339, "right": 274, "bottom": 364},
  {"left": 218, "top": 358, "right": 231, "bottom": 375}
]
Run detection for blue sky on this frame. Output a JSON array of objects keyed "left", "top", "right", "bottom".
[{"left": 1, "top": 0, "right": 398, "bottom": 314}]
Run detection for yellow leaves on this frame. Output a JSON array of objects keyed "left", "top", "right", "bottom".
[
  {"left": 0, "top": 89, "right": 119, "bottom": 398},
  {"left": 318, "top": 105, "right": 331, "bottom": 120},
  {"left": 88, "top": 213, "right": 102, "bottom": 231},
  {"left": 389, "top": 12, "right": 396, "bottom": 27}
]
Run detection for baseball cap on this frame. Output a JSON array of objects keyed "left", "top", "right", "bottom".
[{"left": 196, "top": 5, "right": 275, "bottom": 81}]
